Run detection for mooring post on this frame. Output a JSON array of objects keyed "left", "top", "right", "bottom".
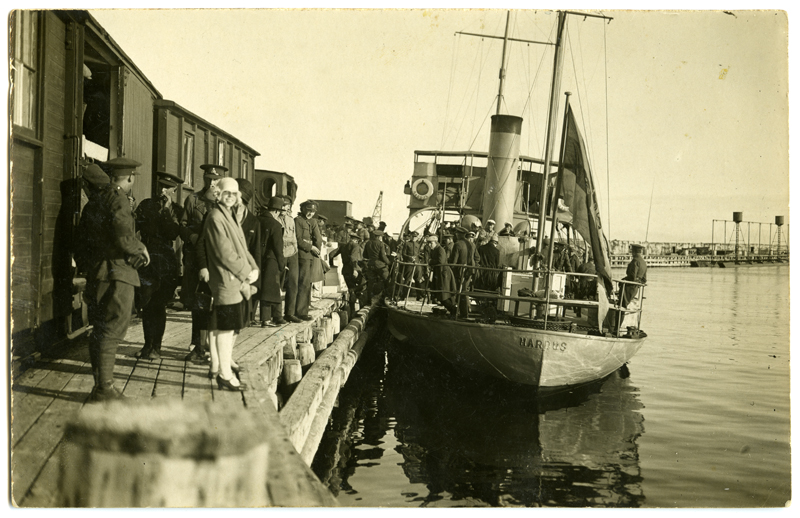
[{"left": 58, "top": 399, "right": 269, "bottom": 507}]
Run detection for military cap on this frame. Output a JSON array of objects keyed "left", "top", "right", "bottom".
[
  {"left": 157, "top": 173, "right": 183, "bottom": 188},
  {"left": 299, "top": 200, "right": 318, "bottom": 211},
  {"left": 317, "top": 214, "right": 328, "bottom": 222},
  {"left": 267, "top": 196, "right": 285, "bottom": 210},
  {"left": 453, "top": 226, "right": 468, "bottom": 234},
  {"left": 631, "top": 244, "right": 646, "bottom": 252},
  {"left": 363, "top": 217, "right": 373, "bottom": 226},
  {"left": 466, "top": 231, "right": 476, "bottom": 238},
  {"left": 200, "top": 164, "right": 228, "bottom": 179},
  {"left": 371, "top": 229, "right": 384, "bottom": 237},
  {"left": 344, "top": 221, "right": 353, "bottom": 227},
  {"left": 411, "top": 231, "right": 419, "bottom": 237},
  {"left": 349, "top": 232, "right": 361, "bottom": 240},
  {"left": 104, "top": 157, "right": 141, "bottom": 177},
  {"left": 425, "top": 234, "right": 439, "bottom": 242},
  {"left": 441, "top": 231, "right": 453, "bottom": 239},
  {"left": 83, "top": 163, "right": 110, "bottom": 187},
  {"left": 378, "top": 221, "right": 387, "bottom": 230}
]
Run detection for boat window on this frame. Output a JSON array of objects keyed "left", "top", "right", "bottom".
[
  {"left": 12, "top": 10, "right": 39, "bottom": 134},
  {"left": 217, "top": 139, "right": 226, "bottom": 167}
]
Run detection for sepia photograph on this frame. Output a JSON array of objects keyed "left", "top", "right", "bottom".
[{"left": 5, "top": 2, "right": 792, "bottom": 510}]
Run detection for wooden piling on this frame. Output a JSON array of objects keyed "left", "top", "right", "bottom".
[
  {"left": 298, "top": 342, "right": 315, "bottom": 371},
  {"left": 312, "top": 327, "right": 328, "bottom": 354},
  {"left": 331, "top": 311, "right": 341, "bottom": 335},
  {"left": 323, "top": 317, "right": 335, "bottom": 345},
  {"left": 282, "top": 335, "right": 298, "bottom": 360},
  {"left": 58, "top": 399, "right": 269, "bottom": 507},
  {"left": 281, "top": 359, "right": 303, "bottom": 400}
]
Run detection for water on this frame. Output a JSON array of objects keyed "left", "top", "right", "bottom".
[{"left": 312, "top": 266, "right": 791, "bottom": 507}]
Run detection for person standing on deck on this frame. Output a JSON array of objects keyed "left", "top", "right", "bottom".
[
  {"left": 363, "top": 229, "right": 391, "bottom": 301},
  {"left": 234, "top": 178, "right": 262, "bottom": 324},
  {"left": 340, "top": 232, "right": 365, "bottom": 312},
  {"left": 425, "top": 234, "right": 457, "bottom": 316},
  {"left": 179, "top": 164, "right": 223, "bottom": 362},
  {"left": 133, "top": 172, "right": 183, "bottom": 360},
  {"left": 294, "top": 200, "right": 323, "bottom": 321},
  {"left": 76, "top": 158, "right": 149, "bottom": 402},
  {"left": 257, "top": 197, "right": 286, "bottom": 327},
  {"left": 279, "top": 196, "right": 301, "bottom": 323},
  {"left": 621, "top": 244, "right": 647, "bottom": 308},
  {"left": 475, "top": 234, "right": 501, "bottom": 292},
  {"left": 449, "top": 226, "right": 476, "bottom": 318}
]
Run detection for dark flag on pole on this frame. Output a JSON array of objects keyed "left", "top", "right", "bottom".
[{"left": 558, "top": 105, "right": 613, "bottom": 328}]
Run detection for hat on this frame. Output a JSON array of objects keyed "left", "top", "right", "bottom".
[
  {"left": 504, "top": 222, "right": 513, "bottom": 228},
  {"left": 378, "top": 221, "right": 387, "bottom": 230},
  {"left": 157, "top": 173, "right": 183, "bottom": 188},
  {"left": 235, "top": 178, "right": 254, "bottom": 204},
  {"left": 363, "top": 217, "right": 373, "bottom": 226},
  {"left": 371, "top": 229, "right": 384, "bottom": 237},
  {"left": 218, "top": 177, "right": 239, "bottom": 194},
  {"left": 441, "top": 231, "right": 453, "bottom": 239},
  {"left": 267, "top": 196, "right": 285, "bottom": 210},
  {"left": 349, "top": 232, "right": 361, "bottom": 240},
  {"left": 200, "top": 164, "right": 228, "bottom": 179},
  {"left": 299, "top": 200, "right": 318, "bottom": 211},
  {"left": 411, "top": 231, "right": 419, "bottom": 237},
  {"left": 425, "top": 234, "right": 439, "bottom": 242},
  {"left": 317, "top": 214, "right": 328, "bottom": 222},
  {"left": 83, "top": 163, "right": 110, "bottom": 186},
  {"left": 344, "top": 221, "right": 353, "bottom": 227},
  {"left": 466, "top": 231, "right": 476, "bottom": 238},
  {"left": 631, "top": 244, "right": 646, "bottom": 252},
  {"left": 453, "top": 226, "right": 468, "bottom": 234},
  {"left": 487, "top": 219, "right": 496, "bottom": 225},
  {"left": 104, "top": 157, "right": 141, "bottom": 177}
]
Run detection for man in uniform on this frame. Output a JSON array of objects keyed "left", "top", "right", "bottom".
[
  {"left": 449, "top": 226, "right": 476, "bottom": 318},
  {"left": 621, "top": 244, "right": 647, "bottom": 307},
  {"left": 363, "top": 229, "right": 391, "bottom": 302},
  {"left": 133, "top": 172, "right": 183, "bottom": 360},
  {"left": 400, "top": 231, "right": 423, "bottom": 299},
  {"left": 76, "top": 157, "right": 149, "bottom": 401},
  {"left": 179, "top": 164, "right": 223, "bottom": 361},
  {"left": 294, "top": 200, "right": 323, "bottom": 321},
  {"left": 340, "top": 231, "right": 365, "bottom": 312}
]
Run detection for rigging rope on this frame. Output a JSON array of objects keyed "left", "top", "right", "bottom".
[
  {"left": 441, "top": 33, "right": 460, "bottom": 149},
  {"left": 603, "top": 18, "right": 612, "bottom": 241}
]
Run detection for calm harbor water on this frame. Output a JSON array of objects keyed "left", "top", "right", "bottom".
[{"left": 312, "top": 266, "right": 791, "bottom": 508}]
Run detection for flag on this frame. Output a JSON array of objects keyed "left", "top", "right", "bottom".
[{"left": 558, "top": 106, "right": 613, "bottom": 330}]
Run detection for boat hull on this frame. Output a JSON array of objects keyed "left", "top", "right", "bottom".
[{"left": 386, "top": 305, "right": 645, "bottom": 388}]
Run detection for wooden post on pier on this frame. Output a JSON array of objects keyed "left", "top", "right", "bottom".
[
  {"left": 282, "top": 334, "right": 298, "bottom": 360},
  {"left": 323, "top": 317, "right": 335, "bottom": 344},
  {"left": 312, "top": 327, "right": 328, "bottom": 355},
  {"left": 281, "top": 359, "right": 303, "bottom": 400},
  {"left": 58, "top": 399, "right": 269, "bottom": 507},
  {"left": 337, "top": 308, "right": 349, "bottom": 328},
  {"left": 298, "top": 342, "right": 315, "bottom": 372},
  {"left": 331, "top": 311, "right": 341, "bottom": 335}
]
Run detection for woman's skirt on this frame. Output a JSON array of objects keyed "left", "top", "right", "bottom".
[{"left": 208, "top": 299, "right": 249, "bottom": 331}]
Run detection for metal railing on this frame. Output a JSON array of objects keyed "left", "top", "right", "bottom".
[{"left": 389, "top": 258, "right": 646, "bottom": 337}]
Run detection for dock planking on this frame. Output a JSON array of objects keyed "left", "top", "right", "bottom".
[{"left": 11, "top": 294, "right": 348, "bottom": 507}]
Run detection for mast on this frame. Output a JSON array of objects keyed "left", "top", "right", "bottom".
[
  {"left": 534, "top": 11, "right": 568, "bottom": 258},
  {"left": 495, "top": 11, "right": 512, "bottom": 115}
]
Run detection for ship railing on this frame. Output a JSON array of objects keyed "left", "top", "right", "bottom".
[{"left": 390, "top": 259, "right": 646, "bottom": 337}]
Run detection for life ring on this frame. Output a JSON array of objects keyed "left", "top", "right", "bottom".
[{"left": 411, "top": 178, "right": 434, "bottom": 200}]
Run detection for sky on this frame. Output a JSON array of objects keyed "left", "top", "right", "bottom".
[{"left": 85, "top": 7, "right": 789, "bottom": 245}]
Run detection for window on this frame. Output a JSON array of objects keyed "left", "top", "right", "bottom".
[
  {"left": 12, "top": 10, "right": 39, "bottom": 133},
  {"left": 217, "top": 139, "right": 225, "bottom": 167},
  {"left": 241, "top": 160, "right": 249, "bottom": 180},
  {"left": 183, "top": 132, "right": 195, "bottom": 188}
]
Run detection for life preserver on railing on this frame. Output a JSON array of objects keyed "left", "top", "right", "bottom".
[{"left": 411, "top": 178, "right": 434, "bottom": 200}]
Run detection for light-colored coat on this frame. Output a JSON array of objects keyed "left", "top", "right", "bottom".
[{"left": 203, "top": 203, "right": 258, "bottom": 306}]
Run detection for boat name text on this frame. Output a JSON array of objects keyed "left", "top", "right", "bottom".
[{"left": 519, "top": 337, "right": 567, "bottom": 351}]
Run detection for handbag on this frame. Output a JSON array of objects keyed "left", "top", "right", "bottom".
[{"left": 194, "top": 282, "right": 214, "bottom": 312}]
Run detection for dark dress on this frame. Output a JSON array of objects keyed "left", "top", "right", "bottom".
[
  {"left": 257, "top": 212, "right": 286, "bottom": 304},
  {"left": 428, "top": 244, "right": 456, "bottom": 306}
]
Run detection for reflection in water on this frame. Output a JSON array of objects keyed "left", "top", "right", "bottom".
[{"left": 313, "top": 333, "right": 646, "bottom": 507}]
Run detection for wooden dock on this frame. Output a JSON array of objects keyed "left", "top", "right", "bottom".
[{"left": 10, "top": 292, "right": 378, "bottom": 507}]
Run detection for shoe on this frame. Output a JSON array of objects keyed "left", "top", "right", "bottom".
[
  {"left": 261, "top": 320, "right": 278, "bottom": 328},
  {"left": 285, "top": 315, "right": 303, "bottom": 324},
  {"left": 207, "top": 369, "right": 219, "bottom": 379},
  {"left": 184, "top": 348, "right": 206, "bottom": 363},
  {"left": 273, "top": 317, "right": 288, "bottom": 326},
  {"left": 90, "top": 384, "right": 127, "bottom": 402},
  {"left": 216, "top": 374, "right": 247, "bottom": 392},
  {"left": 134, "top": 348, "right": 149, "bottom": 359},
  {"left": 298, "top": 315, "right": 314, "bottom": 322}
]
